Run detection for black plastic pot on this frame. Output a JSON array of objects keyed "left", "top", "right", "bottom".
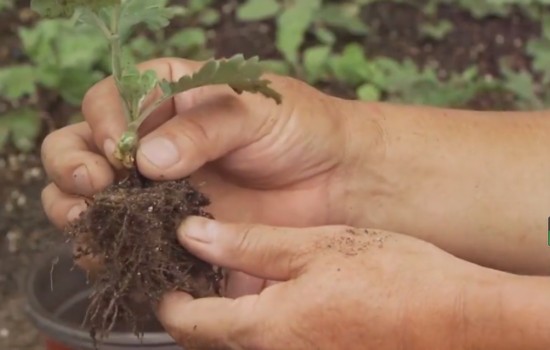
[{"left": 24, "top": 245, "right": 181, "bottom": 350}]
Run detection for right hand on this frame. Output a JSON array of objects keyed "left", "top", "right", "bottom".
[{"left": 40, "top": 57, "right": 381, "bottom": 297}]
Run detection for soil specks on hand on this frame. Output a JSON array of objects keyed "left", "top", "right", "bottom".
[{"left": 321, "top": 228, "right": 390, "bottom": 257}]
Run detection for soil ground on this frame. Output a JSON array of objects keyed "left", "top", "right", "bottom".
[{"left": 0, "top": 1, "right": 544, "bottom": 349}]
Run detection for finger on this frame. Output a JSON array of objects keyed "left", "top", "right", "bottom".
[
  {"left": 178, "top": 217, "right": 314, "bottom": 281},
  {"left": 224, "top": 271, "right": 266, "bottom": 298},
  {"left": 82, "top": 58, "right": 207, "bottom": 165},
  {"left": 41, "top": 122, "right": 115, "bottom": 196},
  {"left": 41, "top": 183, "right": 87, "bottom": 229},
  {"left": 135, "top": 93, "right": 274, "bottom": 180},
  {"left": 157, "top": 291, "right": 264, "bottom": 349},
  {"left": 41, "top": 183, "right": 102, "bottom": 272}
]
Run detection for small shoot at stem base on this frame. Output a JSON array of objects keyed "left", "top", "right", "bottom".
[
  {"left": 30, "top": 0, "right": 284, "bottom": 343},
  {"left": 113, "top": 54, "right": 283, "bottom": 169},
  {"left": 114, "top": 130, "right": 138, "bottom": 168}
]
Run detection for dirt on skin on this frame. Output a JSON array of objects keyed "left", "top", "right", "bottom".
[
  {"left": 67, "top": 168, "right": 222, "bottom": 340},
  {"left": 0, "top": 1, "right": 548, "bottom": 348}
]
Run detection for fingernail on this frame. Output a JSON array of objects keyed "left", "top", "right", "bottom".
[
  {"left": 67, "top": 204, "right": 86, "bottom": 222},
  {"left": 182, "top": 216, "right": 216, "bottom": 243},
  {"left": 72, "top": 165, "right": 93, "bottom": 194},
  {"left": 139, "top": 137, "right": 180, "bottom": 169}
]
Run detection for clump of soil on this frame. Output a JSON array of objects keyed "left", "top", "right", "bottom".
[{"left": 66, "top": 168, "right": 222, "bottom": 341}]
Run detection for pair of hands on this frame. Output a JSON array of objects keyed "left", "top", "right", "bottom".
[{"left": 41, "top": 58, "right": 494, "bottom": 349}]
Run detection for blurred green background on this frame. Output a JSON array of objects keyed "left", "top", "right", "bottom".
[
  {"left": 2, "top": 1, "right": 550, "bottom": 348},
  {"left": 2, "top": 0, "right": 550, "bottom": 156}
]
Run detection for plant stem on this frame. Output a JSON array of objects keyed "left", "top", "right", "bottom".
[
  {"left": 129, "top": 95, "right": 172, "bottom": 132},
  {"left": 90, "top": 12, "right": 112, "bottom": 39},
  {"left": 109, "top": 3, "right": 131, "bottom": 124}
]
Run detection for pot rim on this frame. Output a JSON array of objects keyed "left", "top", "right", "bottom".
[{"left": 24, "top": 245, "right": 176, "bottom": 346}]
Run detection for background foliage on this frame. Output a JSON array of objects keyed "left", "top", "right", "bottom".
[{"left": 1, "top": 0, "right": 550, "bottom": 154}]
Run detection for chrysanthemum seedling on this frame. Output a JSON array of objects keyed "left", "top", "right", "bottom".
[
  {"left": 32, "top": 0, "right": 281, "bottom": 168},
  {"left": 31, "top": 0, "right": 282, "bottom": 344}
]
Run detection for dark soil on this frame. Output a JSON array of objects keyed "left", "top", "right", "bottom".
[
  {"left": 67, "top": 168, "right": 222, "bottom": 340},
  {"left": 0, "top": 0, "right": 546, "bottom": 349}
]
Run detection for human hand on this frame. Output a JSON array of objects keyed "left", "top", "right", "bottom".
[
  {"left": 156, "top": 217, "right": 502, "bottom": 350},
  {"left": 40, "top": 58, "right": 381, "bottom": 297}
]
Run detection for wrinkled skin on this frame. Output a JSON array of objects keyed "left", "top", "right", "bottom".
[
  {"left": 156, "top": 217, "right": 499, "bottom": 350},
  {"left": 40, "top": 58, "right": 380, "bottom": 297}
]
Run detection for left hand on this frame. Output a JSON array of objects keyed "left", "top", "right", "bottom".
[{"left": 156, "top": 217, "right": 503, "bottom": 350}]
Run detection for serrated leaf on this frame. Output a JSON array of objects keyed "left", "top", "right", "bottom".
[
  {"left": 167, "top": 28, "right": 207, "bottom": 53},
  {"left": 237, "top": 0, "right": 280, "bottom": 21},
  {"left": 19, "top": 19, "right": 106, "bottom": 69},
  {"left": 119, "top": 65, "right": 160, "bottom": 119},
  {"left": 276, "top": 0, "right": 321, "bottom": 64},
  {"left": 119, "top": 0, "right": 173, "bottom": 38},
  {"left": 199, "top": 8, "right": 220, "bottom": 26},
  {"left": 0, "top": 107, "right": 42, "bottom": 152},
  {"left": 0, "top": 65, "right": 37, "bottom": 100},
  {"left": 188, "top": 0, "right": 214, "bottom": 12},
  {"left": 357, "top": 84, "right": 381, "bottom": 101},
  {"left": 328, "top": 43, "right": 371, "bottom": 85},
  {"left": 315, "top": 4, "right": 369, "bottom": 35},
  {"left": 260, "top": 59, "right": 291, "bottom": 76},
  {"left": 59, "top": 68, "right": 105, "bottom": 105},
  {"left": 30, "top": 0, "right": 120, "bottom": 17},
  {"left": 303, "top": 45, "right": 331, "bottom": 84},
  {"left": 313, "top": 27, "right": 336, "bottom": 45},
  {"left": 160, "top": 55, "right": 282, "bottom": 104}
]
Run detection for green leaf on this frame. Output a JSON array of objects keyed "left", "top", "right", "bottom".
[
  {"left": 276, "top": 0, "right": 321, "bottom": 64},
  {"left": 260, "top": 60, "right": 291, "bottom": 76},
  {"left": 0, "top": 65, "right": 37, "bottom": 100},
  {"left": 313, "top": 27, "right": 336, "bottom": 45},
  {"left": 128, "top": 36, "right": 158, "bottom": 60},
  {"left": 328, "top": 43, "right": 371, "bottom": 86},
  {"left": 526, "top": 38, "right": 550, "bottom": 84},
  {"left": 199, "top": 8, "right": 220, "bottom": 26},
  {"left": 500, "top": 61, "right": 542, "bottom": 109},
  {"left": 315, "top": 4, "right": 369, "bottom": 35},
  {"left": 30, "top": 0, "right": 120, "bottom": 17},
  {"left": 0, "top": 0, "right": 13, "bottom": 11},
  {"left": 0, "top": 107, "right": 42, "bottom": 153},
  {"left": 237, "top": 0, "right": 280, "bottom": 21},
  {"left": 188, "top": 0, "right": 214, "bottom": 13},
  {"left": 119, "top": 66, "right": 160, "bottom": 119},
  {"left": 419, "top": 20, "right": 454, "bottom": 40},
  {"left": 357, "top": 84, "right": 381, "bottom": 101},
  {"left": 119, "top": 0, "right": 173, "bottom": 37},
  {"left": 19, "top": 19, "right": 107, "bottom": 69},
  {"left": 303, "top": 45, "right": 331, "bottom": 84},
  {"left": 59, "top": 68, "right": 105, "bottom": 105},
  {"left": 159, "top": 55, "right": 282, "bottom": 104},
  {"left": 167, "top": 28, "right": 207, "bottom": 53}
]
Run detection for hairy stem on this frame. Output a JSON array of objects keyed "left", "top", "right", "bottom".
[
  {"left": 114, "top": 130, "right": 138, "bottom": 169},
  {"left": 90, "top": 12, "right": 112, "bottom": 39},
  {"left": 129, "top": 95, "right": 172, "bottom": 132},
  {"left": 109, "top": 3, "right": 131, "bottom": 124}
]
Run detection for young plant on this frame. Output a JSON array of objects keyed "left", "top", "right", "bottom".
[{"left": 30, "top": 0, "right": 281, "bottom": 343}]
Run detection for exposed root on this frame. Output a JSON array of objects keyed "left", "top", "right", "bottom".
[{"left": 66, "top": 168, "right": 222, "bottom": 345}]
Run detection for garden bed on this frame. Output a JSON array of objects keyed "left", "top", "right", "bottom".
[{"left": 0, "top": 0, "right": 547, "bottom": 348}]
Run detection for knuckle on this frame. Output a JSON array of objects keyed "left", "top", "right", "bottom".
[
  {"left": 40, "top": 183, "right": 55, "bottom": 208},
  {"left": 40, "top": 128, "right": 61, "bottom": 163}
]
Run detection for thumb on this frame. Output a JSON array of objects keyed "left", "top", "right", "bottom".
[
  {"left": 135, "top": 88, "right": 279, "bottom": 180},
  {"left": 177, "top": 217, "right": 313, "bottom": 281}
]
